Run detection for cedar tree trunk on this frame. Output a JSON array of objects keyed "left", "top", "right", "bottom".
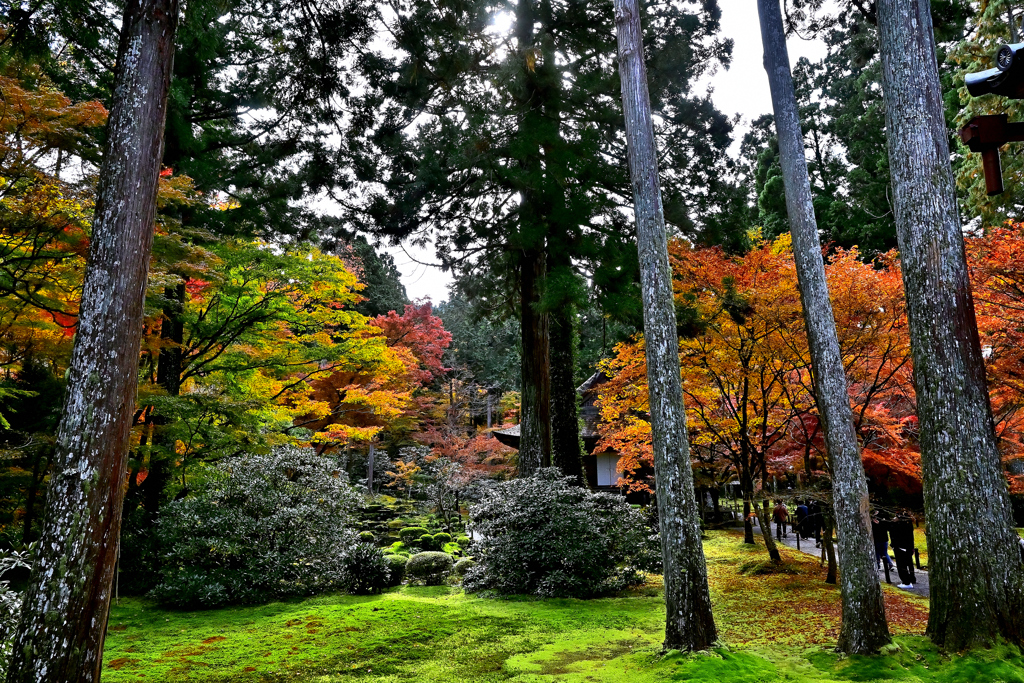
[
  {"left": 518, "top": 247, "right": 551, "bottom": 476},
  {"left": 614, "top": 0, "right": 717, "bottom": 651},
  {"left": 548, "top": 254, "right": 585, "bottom": 482},
  {"left": 6, "top": 0, "right": 179, "bottom": 680},
  {"left": 877, "top": 0, "right": 1024, "bottom": 649},
  {"left": 758, "top": 0, "right": 891, "bottom": 653}
]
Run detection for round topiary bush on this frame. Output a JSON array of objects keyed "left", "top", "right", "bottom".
[
  {"left": 384, "top": 554, "right": 408, "bottom": 586},
  {"left": 359, "top": 531, "right": 375, "bottom": 543},
  {"left": 464, "top": 468, "right": 649, "bottom": 598},
  {"left": 433, "top": 532, "right": 453, "bottom": 545},
  {"left": 453, "top": 558, "right": 477, "bottom": 577},
  {"left": 418, "top": 534, "right": 437, "bottom": 550},
  {"left": 406, "top": 552, "right": 454, "bottom": 586},
  {"left": 399, "top": 526, "right": 429, "bottom": 544},
  {"left": 455, "top": 536, "right": 471, "bottom": 549}
]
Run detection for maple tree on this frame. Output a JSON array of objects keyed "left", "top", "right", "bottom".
[
  {"left": 597, "top": 235, "right": 919, "bottom": 549},
  {"left": 967, "top": 223, "right": 1024, "bottom": 495}
]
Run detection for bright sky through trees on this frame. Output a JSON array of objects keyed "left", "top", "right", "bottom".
[{"left": 385, "top": 4, "right": 828, "bottom": 303}]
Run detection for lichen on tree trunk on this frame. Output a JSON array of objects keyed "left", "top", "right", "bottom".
[
  {"left": 757, "top": 0, "right": 891, "bottom": 654},
  {"left": 613, "top": 0, "right": 717, "bottom": 651},
  {"left": 877, "top": 0, "right": 1024, "bottom": 650},
  {"left": 6, "top": 0, "right": 180, "bottom": 680}
]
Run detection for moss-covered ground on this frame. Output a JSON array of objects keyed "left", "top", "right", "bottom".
[{"left": 102, "top": 530, "right": 1024, "bottom": 682}]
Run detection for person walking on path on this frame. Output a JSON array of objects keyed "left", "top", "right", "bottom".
[
  {"left": 872, "top": 513, "right": 895, "bottom": 572},
  {"left": 808, "top": 500, "right": 822, "bottom": 546},
  {"left": 773, "top": 500, "right": 789, "bottom": 540},
  {"left": 890, "top": 513, "right": 916, "bottom": 589},
  {"left": 796, "top": 501, "right": 809, "bottom": 539}
]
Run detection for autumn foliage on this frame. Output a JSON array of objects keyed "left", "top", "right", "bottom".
[{"left": 597, "top": 235, "right": 917, "bottom": 498}]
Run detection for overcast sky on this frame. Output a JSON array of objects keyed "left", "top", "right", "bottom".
[{"left": 383, "top": 3, "right": 830, "bottom": 304}]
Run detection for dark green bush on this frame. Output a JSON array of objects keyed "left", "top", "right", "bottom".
[
  {"left": 359, "top": 531, "right": 375, "bottom": 543},
  {"left": 455, "top": 536, "right": 471, "bottom": 549},
  {"left": 406, "top": 552, "right": 454, "bottom": 586},
  {"left": 453, "top": 558, "right": 477, "bottom": 577},
  {"left": 399, "top": 526, "right": 429, "bottom": 544},
  {"left": 342, "top": 542, "right": 391, "bottom": 594},
  {"left": 418, "top": 533, "right": 437, "bottom": 550},
  {"left": 464, "top": 468, "right": 648, "bottom": 598},
  {"left": 384, "top": 554, "right": 408, "bottom": 585},
  {"left": 150, "top": 447, "right": 361, "bottom": 608},
  {"left": 433, "top": 532, "right": 453, "bottom": 545}
]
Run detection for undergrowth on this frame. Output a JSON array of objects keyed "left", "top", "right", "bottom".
[{"left": 102, "top": 530, "right": 1016, "bottom": 682}]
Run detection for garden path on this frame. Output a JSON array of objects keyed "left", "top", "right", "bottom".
[{"left": 741, "top": 518, "right": 931, "bottom": 598}]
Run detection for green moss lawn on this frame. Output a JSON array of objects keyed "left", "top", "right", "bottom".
[{"left": 101, "top": 530, "right": 1024, "bottom": 682}]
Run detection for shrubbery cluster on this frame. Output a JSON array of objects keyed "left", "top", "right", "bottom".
[
  {"left": 150, "top": 446, "right": 374, "bottom": 607},
  {"left": 463, "top": 469, "right": 651, "bottom": 598}
]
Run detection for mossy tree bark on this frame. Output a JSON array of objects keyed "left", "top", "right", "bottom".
[
  {"left": 518, "top": 247, "right": 551, "bottom": 477},
  {"left": 757, "top": 0, "right": 892, "bottom": 654},
  {"left": 549, "top": 300, "right": 584, "bottom": 482},
  {"left": 877, "top": 0, "right": 1024, "bottom": 650},
  {"left": 614, "top": 0, "right": 717, "bottom": 651},
  {"left": 6, "top": 0, "right": 179, "bottom": 679}
]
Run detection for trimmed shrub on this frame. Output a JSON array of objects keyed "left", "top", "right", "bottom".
[
  {"left": 455, "top": 536, "right": 471, "bottom": 549},
  {"left": 406, "top": 552, "right": 454, "bottom": 586},
  {"left": 399, "top": 526, "right": 429, "bottom": 544},
  {"left": 149, "top": 446, "right": 361, "bottom": 607},
  {"left": 387, "top": 541, "right": 411, "bottom": 556},
  {"left": 453, "top": 558, "right": 477, "bottom": 577},
  {"left": 384, "top": 554, "right": 408, "bottom": 586},
  {"left": 418, "top": 534, "right": 437, "bottom": 551},
  {"left": 464, "top": 468, "right": 648, "bottom": 598},
  {"left": 342, "top": 542, "right": 391, "bottom": 594},
  {"left": 433, "top": 532, "right": 453, "bottom": 545},
  {"left": 359, "top": 531, "right": 375, "bottom": 543}
]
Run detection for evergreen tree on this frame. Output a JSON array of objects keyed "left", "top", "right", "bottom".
[
  {"left": 951, "top": 0, "right": 1024, "bottom": 227},
  {"left": 339, "top": 0, "right": 734, "bottom": 477},
  {"left": 743, "top": 1, "right": 972, "bottom": 257}
]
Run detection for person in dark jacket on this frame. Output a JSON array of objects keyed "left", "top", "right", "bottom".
[
  {"left": 807, "top": 500, "right": 822, "bottom": 546},
  {"left": 796, "top": 501, "right": 809, "bottom": 539},
  {"left": 889, "top": 513, "right": 916, "bottom": 589},
  {"left": 871, "top": 513, "right": 894, "bottom": 572}
]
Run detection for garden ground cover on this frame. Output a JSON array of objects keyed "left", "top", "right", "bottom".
[{"left": 101, "top": 530, "right": 1024, "bottom": 682}]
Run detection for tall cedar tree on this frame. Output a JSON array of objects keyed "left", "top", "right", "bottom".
[
  {"left": 6, "top": 0, "right": 179, "bottom": 679},
  {"left": 614, "top": 0, "right": 717, "bottom": 651},
  {"left": 741, "top": 1, "right": 971, "bottom": 257},
  {"left": 340, "top": 0, "right": 733, "bottom": 478},
  {"left": 757, "top": 0, "right": 891, "bottom": 654},
  {"left": 877, "top": 0, "right": 1024, "bottom": 650}
]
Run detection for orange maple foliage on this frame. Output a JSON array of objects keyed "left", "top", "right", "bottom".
[
  {"left": 597, "top": 235, "right": 920, "bottom": 499},
  {"left": 967, "top": 223, "right": 1024, "bottom": 493}
]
